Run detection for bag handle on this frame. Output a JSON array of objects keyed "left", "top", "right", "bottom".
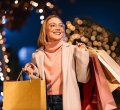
[{"left": 17, "top": 70, "right": 31, "bottom": 82}]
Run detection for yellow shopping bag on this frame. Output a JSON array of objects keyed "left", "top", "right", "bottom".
[{"left": 3, "top": 71, "right": 46, "bottom": 110}]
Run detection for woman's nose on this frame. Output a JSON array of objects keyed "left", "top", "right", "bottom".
[{"left": 55, "top": 28, "right": 60, "bottom": 30}]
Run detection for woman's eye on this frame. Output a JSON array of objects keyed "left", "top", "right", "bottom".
[
  {"left": 60, "top": 24, "right": 64, "bottom": 28},
  {"left": 50, "top": 24, "right": 55, "bottom": 27}
]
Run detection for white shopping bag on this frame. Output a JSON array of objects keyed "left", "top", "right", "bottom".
[{"left": 97, "top": 50, "right": 120, "bottom": 83}]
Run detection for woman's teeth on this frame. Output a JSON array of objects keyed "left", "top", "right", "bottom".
[{"left": 53, "top": 32, "right": 61, "bottom": 35}]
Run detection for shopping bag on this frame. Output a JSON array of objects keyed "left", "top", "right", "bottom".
[
  {"left": 79, "top": 57, "right": 99, "bottom": 110},
  {"left": 89, "top": 48, "right": 120, "bottom": 92},
  {"left": 80, "top": 56, "right": 109, "bottom": 110},
  {"left": 97, "top": 50, "right": 120, "bottom": 83},
  {"left": 3, "top": 72, "right": 46, "bottom": 110},
  {"left": 91, "top": 54, "right": 117, "bottom": 110}
]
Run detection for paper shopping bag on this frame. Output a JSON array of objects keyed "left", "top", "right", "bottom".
[
  {"left": 89, "top": 48, "right": 120, "bottom": 92},
  {"left": 79, "top": 57, "right": 99, "bottom": 110},
  {"left": 97, "top": 50, "right": 120, "bottom": 83},
  {"left": 3, "top": 79, "right": 46, "bottom": 110},
  {"left": 80, "top": 56, "right": 111, "bottom": 110},
  {"left": 91, "top": 54, "right": 117, "bottom": 110}
]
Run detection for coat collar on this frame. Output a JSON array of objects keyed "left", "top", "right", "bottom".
[
  {"left": 36, "top": 42, "right": 70, "bottom": 80},
  {"left": 38, "top": 42, "right": 70, "bottom": 51}
]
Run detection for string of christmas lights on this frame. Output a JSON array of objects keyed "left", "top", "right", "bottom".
[
  {"left": 0, "top": 32, "right": 11, "bottom": 81},
  {"left": 0, "top": 0, "right": 62, "bottom": 30}
]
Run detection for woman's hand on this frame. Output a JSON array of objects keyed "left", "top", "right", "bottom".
[
  {"left": 22, "top": 63, "right": 35, "bottom": 75},
  {"left": 76, "top": 42, "right": 87, "bottom": 50}
]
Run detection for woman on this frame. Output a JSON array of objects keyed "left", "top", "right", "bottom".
[{"left": 23, "top": 15, "right": 90, "bottom": 110}]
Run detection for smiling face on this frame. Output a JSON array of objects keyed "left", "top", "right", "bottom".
[{"left": 46, "top": 17, "right": 65, "bottom": 42}]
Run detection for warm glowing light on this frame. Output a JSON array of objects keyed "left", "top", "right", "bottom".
[
  {"left": 39, "top": 9, "right": 43, "bottom": 13},
  {"left": 0, "top": 72, "right": 3, "bottom": 76},
  {"left": 40, "top": 15, "right": 44, "bottom": 20},
  {"left": 46, "top": 2, "right": 51, "bottom": 7},
  {"left": 41, "top": 20, "right": 44, "bottom": 24},
  {"left": 6, "top": 76, "right": 10, "bottom": 80},
  {"left": 25, "top": 7, "right": 28, "bottom": 10},
  {"left": 2, "top": 16, "right": 5, "bottom": 19},
  {"left": 7, "top": 68, "right": 11, "bottom": 72},
  {"left": 30, "top": 1, "right": 33, "bottom": 4},
  {"left": 4, "top": 55, "right": 8, "bottom": 59},
  {"left": 2, "top": 46, "right": 6, "bottom": 51},
  {"left": 1, "top": 92, "right": 3, "bottom": 96},
  {"left": 1, "top": 77, "right": 4, "bottom": 81},
  {"left": 2, "top": 16, "right": 7, "bottom": 24},
  {"left": 14, "top": 0, "right": 18, "bottom": 4},
  {"left": 0, "top": 34, "right": 2, "bottom": 40},
  {"left": 30, "top": 1, "right": 38, "bottom": 7},
  {"left": 0, "top": 40, "right": 4, "bottom": 44},
  {"left": 46, "top": 2, "right": 54, "bottom": 9},
  {"left": 5, "top": 59, "right": 9, "bottom": 63},
  {"left": 49, "top": 4, "right": 54, "bottom": 9}
]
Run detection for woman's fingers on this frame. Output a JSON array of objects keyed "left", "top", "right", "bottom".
[
  {"left": 76, "top": 42, "right": 87, "bottom": 50},
  {"left": 76, "top": 42, "right": 83, "bottom": 47},
  {"left": 22, "top": 63, "right": 34, "bottom": 74}
]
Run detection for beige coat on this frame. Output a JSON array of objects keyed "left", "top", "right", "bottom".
[{"left": 30, "top": 42, "right": 90, "bottom": 110}]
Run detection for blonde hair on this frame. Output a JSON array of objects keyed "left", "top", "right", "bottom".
[{"left": 37, "top": 15, "right": 63, "bottom": 47}]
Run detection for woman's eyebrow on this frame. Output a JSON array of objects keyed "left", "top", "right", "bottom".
[
  {"left": 48, "top": 23, "right": 55, "bottom": 25},
  {"left": 48, "top": 22, "right": 63, "bottom": 25},
  {"left": 59, "top": 23, "right": 64, "bottom": 25}
]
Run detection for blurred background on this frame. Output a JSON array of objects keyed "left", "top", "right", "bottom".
[{"left": 0, "top": 0, "right": 120, "bottom": 109}]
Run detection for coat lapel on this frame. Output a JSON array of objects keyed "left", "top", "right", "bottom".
[
  {"left": 36, "top": 47, "right": 45, "bottom": 80},
  {"left": 62, "top": 43, "right": 70, "bottom": 82}
]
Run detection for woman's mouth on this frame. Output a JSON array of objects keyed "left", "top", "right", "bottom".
[{"left": 53, "top": 32, "right": 61, "bottom": 35}]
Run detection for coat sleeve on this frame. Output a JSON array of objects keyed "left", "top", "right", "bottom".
[
  {"left": 74, "top": 46, "right": 90, "bottom": 83},
  {"left": 29, "top": 52, "right": 40, "bottom": 79}
]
